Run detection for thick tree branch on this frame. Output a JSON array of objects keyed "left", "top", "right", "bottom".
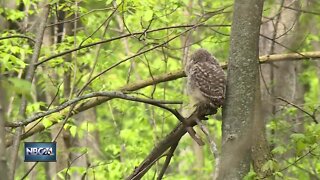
[
  {"left": 5, "top": 70, "right": 184, "bottom": 147},
  {"left": 259, "top": 51, "right": 320, "bottom": 62},
  {"left": 127, "top": 110, "right": 207, "bottom": 180}
]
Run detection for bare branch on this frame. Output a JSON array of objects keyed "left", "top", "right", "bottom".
[
  {"left": 195, "top": 119, "right": 219, "bottom": 158},
  {"left": 283, "top": 5, "right": 320, "bottom": 16},
  {"left": 46, "top": 7, "right": 115, "bottom": 27},
  {"left": 157, "top": 142, "right": 179, "bottom": 180},
  {"left": 260, "top": 51, "right": 320, "bottom": 62},
  {"left": 78, "top": 3, "right": 121, "bottom": 47},
  {"left": 35, "top": 24, "right": 230, "bottom": 66},
  {"left": 276, "top": 97, "right": 318, "bottom": 124},
  {"left": 0, "top": 35, "right": 35, "bottom": 43},
  {"left": 6, "top": 91, "right": 182, "bottom": 127},
  {"left": 262, "top": 145, "right": 319, "bottom": 179},
  {"left": 76, "top": 23, "right": 201, "bottom": 95},
  {"left": 127, "top": 109, "right": 209, "bottom": 180}
]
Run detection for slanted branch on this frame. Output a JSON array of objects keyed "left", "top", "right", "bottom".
[{"left": 127, "top": 107, "right": 217, "bottom": 180}]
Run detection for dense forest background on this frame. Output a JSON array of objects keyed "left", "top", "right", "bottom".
[{"left": 0, "top": 0, "right": 320, "bottom": 179}]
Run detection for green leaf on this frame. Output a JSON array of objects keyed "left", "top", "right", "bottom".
[
  {"left": 274, "top": 171, "right": 283, "bottom": 177},
  {"left": 105, "top": 0, "right": 113, "bottom": 5},
  {"left": 49, "top": 0, "right": 60, "bottom": 4},
  {"left": 143, "top": 10, "right": 153, "bottom": 21},
  {"left": 296, "top": 141, "right": 307, "bottom": 155},
  {"left": 262, "top": 160, "right": 277, "bottom": 172},
  {"left": 80, "top": 122, "right": 95, "bottom": 132},
  {"left": 243, "top": 171, "right": 257, "bottom": 180},
  {"left": 290, "top": 133, "right": 306, "bottom": 142},
  {"left": 272, "top": 146, "right": 287, "bottom": 155},
  {"left": 42, "top": 118, "right": 53, "bottom": 128},
  {"left": 70, "top": 125, "right": 77, "bottom": 137},
  {"left": 8, "top": 78, "right": 32, "bottom": 97}
]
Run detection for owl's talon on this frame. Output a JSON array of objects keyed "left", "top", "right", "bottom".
[{"left": 198, "top": 115, "right": 208, "bottom": 120}]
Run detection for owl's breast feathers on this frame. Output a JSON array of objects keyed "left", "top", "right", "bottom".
[{"left": 187, "top": 57, "right": 226, "bottom": 109}]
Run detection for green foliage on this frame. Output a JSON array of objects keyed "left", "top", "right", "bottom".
[
  {"left": 0, "top": 32, "right": 32, "bottom": 72},
  {"left": 42, "top": 117, "right": 54, "bottom": 128},
  {"left": 262, "top": 159, "right": 279, "bottom": 172},
  {"left": 244, "top": 170, "right": 257, "bottom": 180},
  {"left": 266, "top": 44, "right": 320, "bottom": 180},
  {"left": 8, "top": 78, "right": 32, "bottom": 97},
  {"left": 272, "top": 145, "right": 287, "bottom": 155},
  {"left": 3, "top": 0, "right": 319, "bottom": 179}
]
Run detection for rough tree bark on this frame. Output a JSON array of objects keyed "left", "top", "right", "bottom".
[
  {"left": 52, "top": 4, "right": 74, "bottom": 177},
  {"left": 9, "top": 3, "right": 50, "bottom": 179},
  {"left": 215, "top": 0, "right": 264, "bottom": 179},
  {"left": 0, "top": 80, "right": 9, "bottom": 180}
]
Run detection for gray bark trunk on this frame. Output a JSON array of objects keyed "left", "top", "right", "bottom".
[
  {"left": 215, "top": 0, "right": 264, "bottom": 179},
  {"left": 0, "top": 80, "right": 9, "bottom": 180}
]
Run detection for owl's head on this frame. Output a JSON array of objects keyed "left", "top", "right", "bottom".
[
  {"left": 184, "top": 48, "right": 219, "bottom": 74},
  {"left": 191, "top": 49, "right": 211, "bottom": 62}
]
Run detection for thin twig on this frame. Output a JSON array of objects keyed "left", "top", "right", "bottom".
[
  {"left": 262, "top": 145, "right": 319, "bottom": 179},
  {"left": 7, "top": 91, "right": 183, "bottom": 127},
  {"left": 277, "top": 97, "right": 318, "bottom": 124},
  {"left": 23, "top": 82, "right": 62, "bottom": 135},
  {"left": 46, "top": 7, "right": 115, "bottom": 27},
  {"left": 157, "top": 142, "right": 179, "bottom": 180},
  {"left": 283, "top": 5, "right": 320, "bottom": 16},
  {"left": 76, "top": 23, "right": 202, "bottom": 95},
  {"left": 78, "top": 2, "right": 121, "bottom": 47},
  {"left": 195, "top": 119, "right": 219, "bottom": 158},
  {"left": 260, "top": 34, "right": 307, "bottom": 58},
  {"left": 21, "top": 162, "right": 38, "bottom": 180},
  {"left": 0, "top": 35, "right": 35, "bottom": 43},
  {"left": 65, "top": 152, "right": 88, "bottom": 179},
  {"left": 35, "top": 24, "right": 230, "bottom": 66}
]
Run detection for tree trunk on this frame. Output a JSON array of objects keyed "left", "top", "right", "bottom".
[
  {"left": 215, "top": 0, "right": 264, "bottom": 179},
  {"left": 0, "top": 79, "right": 9, "bottom": 180}
]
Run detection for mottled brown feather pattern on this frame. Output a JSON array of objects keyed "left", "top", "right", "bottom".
[{"left": 185, "top": 49, "right": 226, "bottom": 115}]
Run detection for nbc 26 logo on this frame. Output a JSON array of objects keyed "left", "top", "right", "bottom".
[{"left": 24, "top": 142, "right": 56, "bottom": 162}]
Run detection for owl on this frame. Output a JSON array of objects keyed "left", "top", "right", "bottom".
[{"left": 184, "top": 49, "right": 226, "bottom": 117}]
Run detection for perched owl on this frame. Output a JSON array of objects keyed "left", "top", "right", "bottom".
[{"left": 184, "top": 49, "right": 226, "bottom": 117}]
